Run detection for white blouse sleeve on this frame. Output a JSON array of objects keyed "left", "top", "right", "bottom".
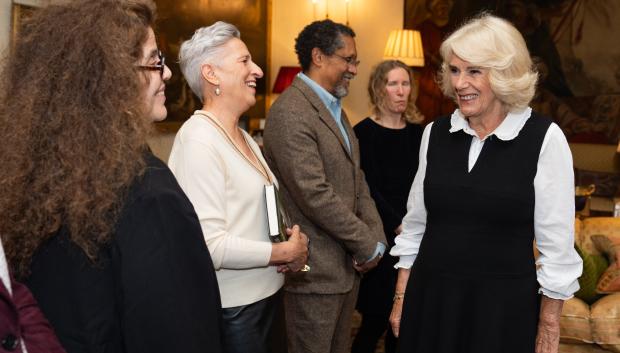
[
  {"left": 534, "top": 123, "right": 583, "bottom": 299},
  {"left": 389, "top": 122, "right": 433, "bottom": 269}
]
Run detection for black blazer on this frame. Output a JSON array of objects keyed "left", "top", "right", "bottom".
[{"left": 26, "top": 152, "right": 223, "bottom": 353}]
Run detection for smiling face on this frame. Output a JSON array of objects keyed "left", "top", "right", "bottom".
[
  {"left": 141, "top": 27, "right": 172, "bottom": 122},
  {"left": 382, "top": 67, "right": 411, "bottom": 115},
  {"left": 449, "top": 55, "right": 503, "bottom": 121},
  {"left": 213, "top": 37, "right": 263, "bottom": 112},
  {"left": 324, "top": 35, "right": 357, "bottom": 98}
]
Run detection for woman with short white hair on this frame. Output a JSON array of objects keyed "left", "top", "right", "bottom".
[
  {"left": 389, "top": 14, "right": 582, "bottom": 353},
  {"left": 169, "top": 21, "right": 308, "bottom": 353}
]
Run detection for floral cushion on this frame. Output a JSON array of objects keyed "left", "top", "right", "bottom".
[
  {"left": 580, "top": 218, "right": 620, "bottom": 256},
  {"left": 591, "top": 234, "right": 620, "bottom": 293}
]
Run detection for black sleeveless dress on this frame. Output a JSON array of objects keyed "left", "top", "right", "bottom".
[{"left": 396, "top": 113, "right": 552, "bottom": 353}]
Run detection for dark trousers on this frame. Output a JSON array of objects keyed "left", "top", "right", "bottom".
[
  {"left": 351, "top": 313, "right": 397, "bottom": 353},
  {"left": 221, "top": 290, "right": 287, "bottom": 353}
]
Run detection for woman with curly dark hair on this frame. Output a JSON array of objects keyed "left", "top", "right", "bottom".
[{"left": 0, "top": 1, "right": 223, "bottom": 352}]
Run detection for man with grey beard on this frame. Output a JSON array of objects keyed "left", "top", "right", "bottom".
[{"left": 263, "top": 19, "right": 386, "bottom": 353}]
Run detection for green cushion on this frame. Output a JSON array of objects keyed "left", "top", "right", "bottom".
[{"left": 575, "top": 245, "right": 609, "bottom": 304}]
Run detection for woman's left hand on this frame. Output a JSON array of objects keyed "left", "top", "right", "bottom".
[
  {"left": 535, "top": 296, "right": 564, "bottom": 353},
  {"left": 273, "top": 225, "right": 308, "bottom": 273}
]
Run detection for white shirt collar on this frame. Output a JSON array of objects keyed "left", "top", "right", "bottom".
[{"left": 449, "top": 107, "right": 532, "bottom": 141}]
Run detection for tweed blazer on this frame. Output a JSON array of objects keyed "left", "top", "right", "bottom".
[{"left": 263, "top": 76, "right": 386, "bottom": 294}]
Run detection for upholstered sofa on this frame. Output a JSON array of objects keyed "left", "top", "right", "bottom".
[{"left": 559, "top": 217, "right": 620, "bottom": 353}]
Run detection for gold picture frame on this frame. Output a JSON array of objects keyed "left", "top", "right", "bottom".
[
  {"left": 153, "top": 0, "right": 270, "bottom": 132},
  {"left": 10, "top": 3, "right": 37, "bottom": 51}
]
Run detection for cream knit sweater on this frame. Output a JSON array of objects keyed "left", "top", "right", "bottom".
[{"left": 169, "top": 111, "right": 283, "bottom": 308}]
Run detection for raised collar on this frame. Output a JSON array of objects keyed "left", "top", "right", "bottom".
[{"left": 449, "top": 107, "right": 532, "bottom": 141}]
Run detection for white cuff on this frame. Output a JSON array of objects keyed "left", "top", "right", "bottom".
[
  {"left": 538, "top": 287, "right": 574, "bottom": 301},
  {"left": 393, "top": 254, "right": 415, "bottom": 269}
]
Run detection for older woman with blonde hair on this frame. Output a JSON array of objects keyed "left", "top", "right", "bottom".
[
  {"left": 351, "top": 60, "right": 424, "bottom": 353},
  {"left": 389, "top": 14, "right": 582, "bottom": 353},
  {"left": 168, "top": 21, "right": 308, "bottom": 353}
]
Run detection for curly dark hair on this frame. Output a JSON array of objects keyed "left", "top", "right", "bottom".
[
  {"left": 368, "top": 60, "right": 424, "bottom": 124},
  {"left": 295, "top": 19, "right": 355, "bottom": 72},
  {"left": 0, "top": 0, "right": 157, "bottom": 278}
]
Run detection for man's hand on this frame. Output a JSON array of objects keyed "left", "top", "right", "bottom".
[{"left": 353, "top": 254, "right": 381, "bottom": 274}]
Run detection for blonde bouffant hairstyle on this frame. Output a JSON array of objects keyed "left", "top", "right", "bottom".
[{"left": 437, "top": 13, "right": 538, "bottom": 111}]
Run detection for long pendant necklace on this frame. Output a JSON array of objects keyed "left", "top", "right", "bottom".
[{"left": 196, "top": 111, "right": 272, "bottom": 184}]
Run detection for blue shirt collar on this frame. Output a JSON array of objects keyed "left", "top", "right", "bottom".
[
  {"left": 297, "top": 72, "right": 341, "bottom": 113},
  {"left": 297, "top": 72, "right": 350, "bottom": 152}
]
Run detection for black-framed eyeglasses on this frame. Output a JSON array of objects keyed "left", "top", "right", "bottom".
[
  {"left": 332, "top": 53, "right": 360, "bottom": 67},
  {"left": 138, "top": 50, "right": 166, "bottom": 78}
]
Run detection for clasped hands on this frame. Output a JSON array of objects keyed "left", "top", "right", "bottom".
[
  {"left": 273, "top": 225, "right": 309, "bottom": 273},
  {"left": 353, "top": 253, "right": 381, "bottom": 274}
]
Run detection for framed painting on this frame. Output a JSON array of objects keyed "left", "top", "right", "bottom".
[
  {"left": 154, "top": 0, "right": 269, "bottom": 131},
  {"left": 10, "top": 3, "right": 37, "bottom": 50},
  {"left": 405, "top": 0, "right": 620, "bottom": 145}
]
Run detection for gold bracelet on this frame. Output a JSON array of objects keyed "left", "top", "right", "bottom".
[{"left": 393, "top": 292, "right": 405, "bottom": 301}]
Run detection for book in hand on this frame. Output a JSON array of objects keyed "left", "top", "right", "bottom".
[
  {"left": 264, "top": 184, "right": 310, "bottom": 272},
  {"left": 264, "top": 184, "right": 290, "bottom": 243}
]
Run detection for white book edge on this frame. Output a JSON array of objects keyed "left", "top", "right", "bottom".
[{"left": 265, "top": 184, "right": 280, "bottom": 236}]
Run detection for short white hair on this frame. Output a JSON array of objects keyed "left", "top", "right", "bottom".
[
  {"left": 438, "top": 14, "right": 538, "bottom": 111},
  {"left": 179, "top": 21, "right": 240, "bottom": 102}
]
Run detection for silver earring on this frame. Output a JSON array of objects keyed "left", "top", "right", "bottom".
[{"left": 215, "top": 86, "right": 221, "bottom": 96}]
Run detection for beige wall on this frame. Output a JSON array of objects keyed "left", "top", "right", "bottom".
[
  {"left": 0, "top": 0, "right": 10, "bottom": 56},
  {"left": 270, "top": 0, "right": 404, "bottom": 125}
]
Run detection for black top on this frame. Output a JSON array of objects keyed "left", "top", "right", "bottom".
[
  {"left": 353, "top": 117, "right": 423, "bottom": 315},
  {"left": 26, "top": 152, "right": 223, "bottom": 353},
  {"left": 354, "top": 118, "right": 423, "bottom": 241},
  {"left": 397, "top": 113, "right": 553, "bottom": 353}
]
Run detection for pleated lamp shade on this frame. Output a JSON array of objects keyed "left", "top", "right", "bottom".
[{"left": 383, "top": 29, "right": 425, "bottom": 67}]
